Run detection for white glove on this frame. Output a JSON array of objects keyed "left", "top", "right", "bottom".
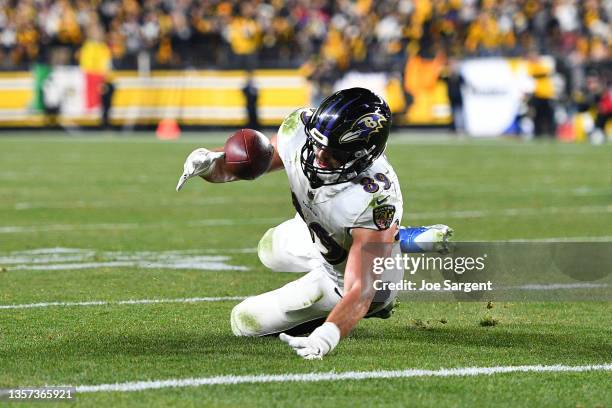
[
  {"left": 176, "top": 148, "right": 225, "bottom": 191},
  {"left": 279, "top": 322, "right": 341, "bottom": 360}
]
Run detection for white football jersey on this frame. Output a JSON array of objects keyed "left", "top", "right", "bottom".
[{"left": 276, "top": 108, "right": 403, "bottom": 282}]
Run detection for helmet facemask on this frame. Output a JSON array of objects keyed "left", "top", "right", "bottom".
[{"left": 300, "top": 131, "right": 380, "bottom": 188}]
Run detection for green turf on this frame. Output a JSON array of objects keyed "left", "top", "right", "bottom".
[{"left": 0, "top": 132, "right": 610, "bottom": 407}]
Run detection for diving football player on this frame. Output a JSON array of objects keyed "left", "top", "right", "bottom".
[{"left": 177, "top": 88, "right": 451, "bottom": 359}]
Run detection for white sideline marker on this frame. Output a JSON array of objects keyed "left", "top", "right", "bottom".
[
  {"left": 508, "top": 283, "right": 608, "bottom": 291},
  {"left": 2, "top": 282, "right": 608, "bottom": 310},
  {"left": 1, "top": 205, "right": 611, "bottom": 234},
  {"left": 66, "top": 364, "right": 612, "bottom": 393},
  {"left": 0, "top": 247, "right": 251, "bottom": 272},
  {"left": 0, "top": 218, "right": 283, "bottom": 234},
  {"left": 0, "top": 296, "right": 246, "bottom": 310}
]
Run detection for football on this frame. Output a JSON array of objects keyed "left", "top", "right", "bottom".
[{"left": 224, "top": 128, "right": 274, "bottom": 180}]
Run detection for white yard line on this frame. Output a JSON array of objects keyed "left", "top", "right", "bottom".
[
  {"left": 11, "top": 197, "right": 234, "bottom": 210},
  {"left": 409, "top": 205, "right": 612, "bottom": 219},
  {"left": 0, "top": 218, "right": 282, "bottom": 233},
  {"left": 3, "top": 187, "right": 607, "bottom": 211},
  {"left": 0, "top": 247, "right": 256, "bottom": 259},
  {"left": 0, "top": 296, "right": 246, "bottom": 310},
  {"left": 0, "top": 248, "right": 250, "bottom": 272},
  {"left": 506, "top": 283, "right": 609, "bottom": 290},
  {"left": 506, "top": 236, "right": 612, "bottom": 242},
  {"left": 2, "top": 280, "right": 608, "bottom": 310},
  {"left": 58, "top": 364, "right": 612, "bottom": 393},
  {"left": 8, "top": 196, "right": 288, "bottom": 210},
  {"left": 0, "top": 223, "right": 141, "bottom": 233},
  {"left": 6, "top": 259, "right": 248, "bottom": 272},
  {"left": 2, "top": 205, "right": 610, "bottom": 234}
]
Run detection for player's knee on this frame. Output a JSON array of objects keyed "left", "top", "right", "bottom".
[
  {"left": 230, "top": 299, "right": 264, "bottom": 337},
  {"left": 257, "top": 227, "right": 279, "bottom": 271}
]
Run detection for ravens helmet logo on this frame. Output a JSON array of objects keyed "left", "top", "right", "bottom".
[{"left": 339, "top": 113, "right": 388, "bottom": 144}]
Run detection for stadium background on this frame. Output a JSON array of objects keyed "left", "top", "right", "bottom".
[
  {"left": 1, "top": 1, "right": 611, "bottom": 405},
  {"left": 0, "top": 0, "right": 610, "bottom": 140}
]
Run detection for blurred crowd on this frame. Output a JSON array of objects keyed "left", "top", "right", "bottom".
[
  {"left": 0, "top": 0, "right": 610, "bottom": 134},
  {"left": 0, "top": 0, "right": 609, "bottom": 68}
]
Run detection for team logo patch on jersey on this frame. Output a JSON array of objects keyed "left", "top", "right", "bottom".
[
  {"left": 373, "top": 204, "right": 396, "bottom": 230},
  {"left": 339, "top": 113, "right": 387, "bottom": 144}
]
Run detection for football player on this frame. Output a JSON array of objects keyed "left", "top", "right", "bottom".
[{"left": 176, "top": 88, "right": 452, "bottom": 359}]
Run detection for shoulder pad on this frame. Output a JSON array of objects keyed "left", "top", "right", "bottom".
[{"left": 279, "top": 108, "right": 307, "bottom": 137}]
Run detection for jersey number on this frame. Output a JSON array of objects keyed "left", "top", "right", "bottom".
[
  {"left": 308, "top": 222, "right": 348, "bottom": 265},
  {"left": 360, "top": 173, "right": 391, "bottom": 193},
  {"left": 291, "top": 191, "right": 348, "bottom": 265}
]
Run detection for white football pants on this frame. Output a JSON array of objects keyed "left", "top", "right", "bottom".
[{"left": 230, "top": 214, "right": 400, "bottom": 336}]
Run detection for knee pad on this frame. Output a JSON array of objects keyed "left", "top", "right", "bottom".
[
  {"left": 257, "top": 227, "right": 277, "bottom": 271},
  {"left": 230, "top": 300, "right": 262, "bottom": 337}
]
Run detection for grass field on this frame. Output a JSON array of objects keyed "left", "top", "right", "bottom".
[{"left": 0, "top": 131, "right": 610, "bottom": 407}]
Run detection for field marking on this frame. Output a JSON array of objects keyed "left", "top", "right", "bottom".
[
  {"left": 2, "top": 281, "right": 608, "bottom": 310},
  {"left": 7, "top": 196, "right": 289, "bottom": 210},
  {"left": 409, "top": 204, "right": 612, "bottom": 220},
  {"left": 6, "top": 259, "right": 248, "bottom": 272},
  {"left": 0, "top": 247, "right": 250, "bottom": 272},
  {"left": 0, "top": 223, "right": 141, "bottom": 233},
  {"left": 11, "top": 197, "right": 233, "bottom": 210},
  {"left": 507, "top": 283, "right": 609, "bottom": 291},
  {"left": 5, "top": 186, "right": 607, "bottom": 211},
  {"left": 0, "top": 218, "right": 283, "bottom": 234},
  {"left": 0, "top": 296, "right": 246, "bottom": 310},
  {"left": 506, "top": 236, "right": 612, "bottom": 242},
  {"left": 57, "top": 364, "right": 612, "bottom": 393},
  {"left": 2, "top": 205, "right": 612, "bottom": 234}
]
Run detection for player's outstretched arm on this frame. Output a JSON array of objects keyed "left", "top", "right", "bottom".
[
  {"left": 176, "top": 134, "right": 283, "bottom": 191},
  {"left": 326, "top": 226, "right": 397, "bottom": 336},
  {"left": 279, "top": 225, "right": 397, "bottom": 359}
]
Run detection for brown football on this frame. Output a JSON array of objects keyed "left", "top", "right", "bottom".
[{"left": 223, "top": 129, "right": 274, "bottom": 180}]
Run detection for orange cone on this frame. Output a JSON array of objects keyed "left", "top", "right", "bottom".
[
  {"left": 156, "top": 118, "right": 181, "bottom": 140},
  {"left": 556, "top": 120, "right": 574, "bottom": 142}
]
